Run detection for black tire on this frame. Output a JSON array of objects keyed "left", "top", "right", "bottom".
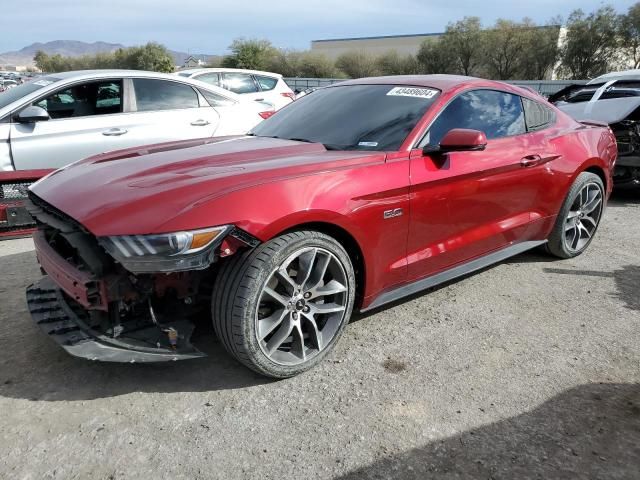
[
  {"left": 212, "top": 230, "right": 356, "bottom": 378},
  {"left": 546, "top": 172, "right": 605, "bottom": 259}
]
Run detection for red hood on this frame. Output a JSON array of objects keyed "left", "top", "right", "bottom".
[{"left": 31, "top": 136, "right": 384, "bottom": 236}]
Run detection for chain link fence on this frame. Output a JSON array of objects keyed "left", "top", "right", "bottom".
[{"left": 284, "top": 78, "right": 588, "bottom": 97}]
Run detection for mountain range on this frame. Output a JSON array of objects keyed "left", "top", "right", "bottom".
[{"left": 0, "top": 40, "right": 220, "bottom": 67}]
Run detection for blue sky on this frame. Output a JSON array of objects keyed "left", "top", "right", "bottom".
[{"left": 2, "top": 0, "right": 636, "bottom": 54}]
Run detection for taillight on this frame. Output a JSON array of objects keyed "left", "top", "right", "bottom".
[
  {"left": 281, "top": 92, "right": 295, "bottom": 100},
  {"left": 0, "top": 205, "right": 7, "bottom": 224},
  {"left": 259, "top": 111, "right": 275, "bottom": 119}
]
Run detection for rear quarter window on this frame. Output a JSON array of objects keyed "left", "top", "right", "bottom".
[
  {"left": 522, "top": 97, "right": 556, "bottom": 131},
  {"left": 255, "top": 75, "right": 278, "bottom": 91},
  {"left": 223, "top": 73, "right": 259, "bottom": 94},
  {"left": 200, "top": 89, "right": 236, "bottom": 107}
]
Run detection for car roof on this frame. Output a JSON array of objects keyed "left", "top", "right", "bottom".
[
  {"left": 37, "top": 69, "right": 242, "bottom": 100},
  {"left": 332, "top": 75, "right": 538, "bottom": 97},
  {"left": 177, "top": 67, "right": 283, "bottom": 78},
  {"left": 45, "top": 69, "right": 196, "bottom": 81}
]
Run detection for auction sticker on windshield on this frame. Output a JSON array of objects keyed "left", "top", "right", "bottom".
[{"left": 387, "top": 87, "right": 438, "bottom": 99}]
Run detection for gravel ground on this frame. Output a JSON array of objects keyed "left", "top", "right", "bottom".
[{"left": 0, "top": 192, "right": 638, "bottom": 480}]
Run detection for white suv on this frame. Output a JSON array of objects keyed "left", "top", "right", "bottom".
[{"left": 177, "top": 68, "right": 295, "bottom": 110}]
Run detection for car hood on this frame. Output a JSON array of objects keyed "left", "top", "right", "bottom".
[
  {"left": 557, "top": 97, "right": 640, "bottom": 125},
  {"left": 31, "top": 136, "right": 384, "bottom": 236}
]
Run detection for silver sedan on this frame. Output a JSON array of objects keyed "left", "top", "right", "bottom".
[{"left": 0, "top": 70, "right": 274, "bottom": 172}]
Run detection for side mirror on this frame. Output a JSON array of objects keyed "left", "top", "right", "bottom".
[
  {"left": 423, "top": 128, "right": 487, "bottom": 155},
  {"left": 16, "top": 105, "right": 50, "bottom": 123}
]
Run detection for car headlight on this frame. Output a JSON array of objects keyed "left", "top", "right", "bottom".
[{"left": 99, "top": 226, "right": 231, "bottom": 273}]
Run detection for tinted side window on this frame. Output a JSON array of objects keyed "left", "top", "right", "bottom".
[
  {"left": 223, "top": 73, "right": 258, "bottom": 94},
  {"left": 34, "top": 80, "right": 122, "bottom": 119},
  {"left": 255, "top": 75, "right": 278, "bottom": 91},
  {"left": 200, "top": 89, "right": 236, "bottom": 107},
  {"left": 522, "top": 98, "right": 555, "bottom": 131},
  {"left": 194, "top": 72, "right": 220, "bottom": 87},
  {"left": 133, "top": 79, "right": 199, "bottom": 111},
  {"left": 426, "top": 90, "right": 526, "bottom": 146}
]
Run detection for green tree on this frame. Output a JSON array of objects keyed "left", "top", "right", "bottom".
[
  {"left": 559, "top": 7, "right": 620, "bottom": 79},
  {"left": 222, "top": 38, "right": 277, "bottom": 70},
  {"left": 335, "top": 50, "right": 380, "bottom": 78},
  {"left": 295, "top": 52, "right": 340, "bottom": 78},
  {"left": 483, "top": 19, "right": 530, "bottom": 79},
  {"left": 33, "top": 50, "right": 50, "bottom": 71},
  {"left": 619, "top": 2, "right": 640, "bottom": 68},
  {"left": 267, "top": 50, "right": 339, "bottom": 78},
  {"left": 519, "top": 19, "right": 561, "bottom": 80},
  {"left": 33, "top": 43, "right": 174, "bottom": 73},
  {"left": 375, "top": 50, "right": 419, "bottom": 75},
  {"left": 442, "top": 17, "right": 485, "bottom": 76},
  {"left": 113, "top": 42, "right": 174, "bottom": 72},
  {"left": 416, "top": 38, "right": 457, "bottom": 74}
]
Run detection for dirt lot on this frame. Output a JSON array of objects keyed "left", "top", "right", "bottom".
[{"left": 1, "top": 192, "right": 639, "bottom": 480}]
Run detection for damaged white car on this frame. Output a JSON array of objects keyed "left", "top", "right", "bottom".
[{"left": 550, "top": 69, "right": 640, "bottom": 188}]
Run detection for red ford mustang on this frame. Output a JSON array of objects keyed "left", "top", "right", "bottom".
[{"left": 26, "top": 75, "right": 617, "bottom": 377}]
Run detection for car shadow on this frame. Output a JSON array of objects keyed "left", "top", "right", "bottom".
[
  {"left": 352, "top": 248, "right": 560, "bottom": 322},
  {"left": 608, "top": 189, "right": 640, "bottom": 208},
  {"left": 542, "top": 264, "right": 640, "bottom": 312},
  {"left": 337, "top": 382, "right": 640, "bottom": 479}
]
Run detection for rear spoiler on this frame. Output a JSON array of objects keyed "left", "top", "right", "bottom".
[{"left": 578, "top": 120, "right": 610, "bottom": 128}]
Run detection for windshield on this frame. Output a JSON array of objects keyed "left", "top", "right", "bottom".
[
  {"left": 250, "top": 84, "right": 440, "bottom": 151},
  {"left": 0, "top": 76, "right": 61, "bottom": 110}
]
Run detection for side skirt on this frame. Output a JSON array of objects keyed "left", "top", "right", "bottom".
[{"left": 361, "top": 240, "right": 546, "bottom": 312}]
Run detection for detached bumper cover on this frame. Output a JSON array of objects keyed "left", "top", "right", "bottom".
[{"left": 26, "top": 277, "right": 206, "bottom": 363}]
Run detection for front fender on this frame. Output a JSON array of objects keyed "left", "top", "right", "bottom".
[{"left": 155, "top": 157, "right": 411, "bottom": 303}]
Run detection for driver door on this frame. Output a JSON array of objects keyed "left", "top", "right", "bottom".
[
  {"left": 9, "top": 79, "right": 134, "bottom": 170},
  {"left": 407, "top": 89, "right": 552, "bottom": 281}
]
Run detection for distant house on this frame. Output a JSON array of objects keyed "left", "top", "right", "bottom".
[{"left": 183, "top": 56, "right": 205, "bottom": 69}]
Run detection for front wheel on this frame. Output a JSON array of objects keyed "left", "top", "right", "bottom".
[
  {"left": 546, "top": 172, "right": 605, "bottom": 259},
  {"left": 212, "top": 231, "right": 356, "bottom": 378}
]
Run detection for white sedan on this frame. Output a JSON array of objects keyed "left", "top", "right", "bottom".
[
  {"left": 0, "top": 70, "right": 275, "bottom": 171},
  {"left": 176, "top": 68, "right": 295, "bottom": 110}
]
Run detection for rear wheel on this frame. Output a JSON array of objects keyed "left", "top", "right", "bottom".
[
  {"left": 212, "top": 230, "right": 355, "bottom": 378},
  {"left": 546, "top": 172, "right": 605, "bottom": 259}
]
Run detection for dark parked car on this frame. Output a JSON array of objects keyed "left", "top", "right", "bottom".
[{"left": 26, "top": 75, "right": 616, "bottom": 377}]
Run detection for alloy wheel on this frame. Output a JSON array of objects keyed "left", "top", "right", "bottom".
[
  {"left": 255, "top": 247, "right": 349, "bottom": 366},
  {"left": 564, "top": 182, "right": 603, "bottom": 253}
]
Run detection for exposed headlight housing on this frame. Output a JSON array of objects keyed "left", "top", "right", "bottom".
[{"left": 99, "top": 226, "right": 231, "bottom": 273}]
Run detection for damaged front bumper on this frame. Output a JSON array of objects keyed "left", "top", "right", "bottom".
[{"left": 26, "top": 276, "right": 206, "bottom": 362}]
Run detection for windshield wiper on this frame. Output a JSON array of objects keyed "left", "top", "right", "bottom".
[
  {"left": 289, "top": 138, "right": 345, "bottom": 150},
  {"left": 251, "top": 136, "right": 343, "bottom": 150}
]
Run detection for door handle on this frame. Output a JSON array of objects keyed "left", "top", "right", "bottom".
[
  {"left": 190, "top": 119, "right": 210, "bottom": 126},
  {"left": 520, "top": 155, "right": 542, "bottom": 167},
  {"left": 102, "top": 128, "right": 128, "bottom": 136},
  {"left": 254, "top": 98, "right": 265, "bottom": 102},
  {"left": 520, "top": 153, "right": 561, "bottom": 168}
]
